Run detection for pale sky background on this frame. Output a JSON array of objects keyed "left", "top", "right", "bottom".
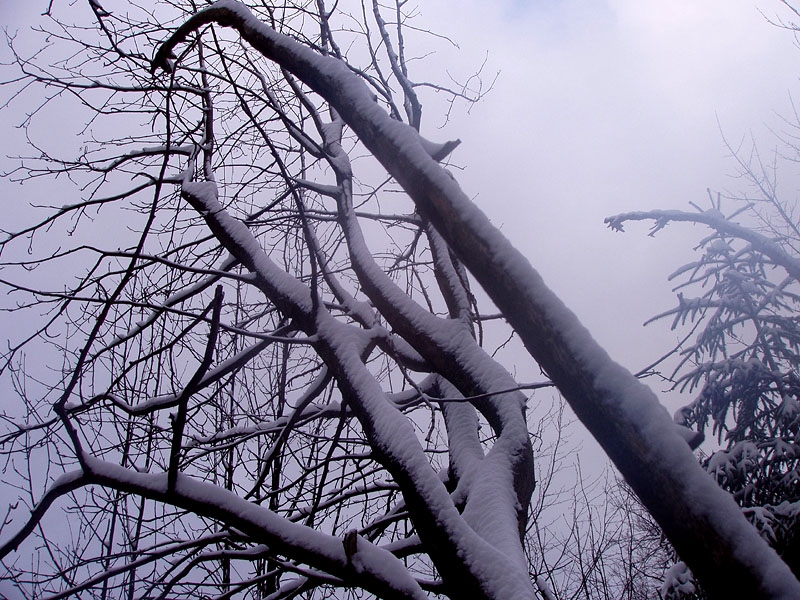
[{"left": 1, "top": 0, "right": 800, "bottom": 474}]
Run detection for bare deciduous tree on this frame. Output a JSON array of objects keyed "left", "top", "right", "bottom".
[{"left": 0, "top": 1, "right": 798, "bottom": 599}]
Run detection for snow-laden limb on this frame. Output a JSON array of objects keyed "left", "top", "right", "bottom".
[
  {"left": 0, "top": 469, "right": 88, "bottom": 560},
  {"left": 334, "top": 127, "right": 534, "bottom": 515},
  {"left": 180, "top": 178, "right": 315, "bottom": 321},
  {"left": 605, "top": 208, "right": 800, "bottom": 281},
  {"left": 425, "top": 223, "right": 473, "bottom": 323},
  {"left": 435, "top": 378, "right": 484, "bottom": 485},
  {"left": 314, "top": 314, "right": 536, "bottom": 599},
  {"left": 313, "top": 80, "right": 534, "bottom": 565},
  {"left": 660, "top": 562, "right": 697, "bottom": 599},
  {"left": 432, "top": 377, "right": 528, "bottom": 566},
  {"left": 150, "top": 2, "right": 800, "bottom": 597},
  {"left": 616, "top": 194, "right": 800, "bottom": 573},
  {"left": 76, "top": 457, "right": 429, "bottom": 600},
  {"left": 178, "top": 152, "right": 534, "bottom": 596},
  {"left": 535, "top": 576, "right": 557, "bottom": 600}
]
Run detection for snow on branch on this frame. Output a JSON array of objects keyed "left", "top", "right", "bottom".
[
  {"left": 10, "top": 458, "right": 429, "bottom": 600},
  {"left": 606, "top": 208, "right": 800, "bottom": 281},
  {"left": 0, "top": 469, "right": 88, "bottom": 560},
  {"left": 150, "top": 2, "right": 800, "bottom": 597}
]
